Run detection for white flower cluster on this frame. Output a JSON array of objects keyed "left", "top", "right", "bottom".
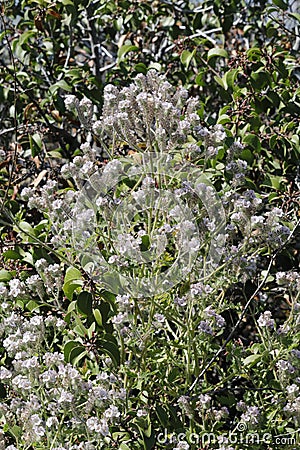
[
  {"left": 195, "top": 123, "right": 228, "bottom": 159},
  {"left": 92, "top": 70, "right": 200, "bottom": 152},
  {"left": 198, "top": 306, "right": 226, "bottom": 336},
  {"left": 276, "top": 271, "right": 300, "bottom": 291},
  {"left": 65, "top": 95, "right": 94, "bottom": 129},
  {"left": 35, "top": 259, "right": 63, "bottom": 295},
  {"left": 61, "top": 142, "right": 97, "bottom": 184},
  {"left": 240, "top": 405, "right": 261, "bottom": 426},
  {"left": 0, "top": 305, "right": 127, "bottom": 448},
  {"left": 257, "top": 310, "right": 275, "bottom": 329}
]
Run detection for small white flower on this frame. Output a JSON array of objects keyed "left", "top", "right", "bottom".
[
  {"left": 65, "top": 95, "right": 77, "bottom": 110},
  {"left": 46, "top": 416, "right": 59, "bottom": 428},
  {"left": 258, "top": 311, "right": 274, "bottom": 329}
]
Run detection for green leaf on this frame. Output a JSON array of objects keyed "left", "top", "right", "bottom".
[
  {"left": 0, "top": 269, "right": 12, "bottom": 281},
  {"left": 101, "top": 291, "right": 116, "bottom": 304},
  {"left": 207, "top": 48, "right": 228, "bottom": 60},
  {"left": 3, "top": 249, "right": 21, "bottom": 260},
  {"left": 119, "top": 444, "right": 131, "bottom": 450},
  {"left": 156, "top": 405, "right": 169, "bottom": 427},
  {"left": 77, "top": 291, "right": 93, "bottom": 316},
  {"left": 49, "top": 80, "right": 72, "bottom": 95},
  {"left": 240, "top": 149, "right": 254, "bottom": 165},
  {"left": 99, "top": 339, "right": 120, "bottom": 366},
  {"left": 214, "top": 75, "right": 226, "bottom": 90},
  {"left": 180, "top": 50, "right": 195, "bottom": 69},
  {"left": 225, "top": 68, "right": 240, "bottom": 90},
  {"left": 134, "top": 63, "right": 147, "bottom": 74},
  {"left": 26, "top": 300, "right": 40, "bottom": 312},
  {"left": 63, "top": 279, "right": 83, "bottom": 300},
  {"left": 118, "top": 44, "right": 139, "bottom": 61},
  {"left": 217, "top": 114, "right": 231, "bottom": 124},
  {"left": 64, "top": 266, "right": 82, "bottom": 283},
  {"left": 243, "top": 134, "right": 261, "bottom": 152},
  {"left": 250, "top": 70, "right": 271, "bottom": 90},
  {"left": 87, "top": 322, "right": 96, "bottom": 339},
  {"left": 148, "top": 62, "right": 161, "bottom": 72},
  {"left": 243, "top": 354, "right": 262, "bottom": 366},
  {"left": 141, "top": 234, "right": 150, "bottom": 251},
  {"left": 64, "top": 340, "right": 85, "bottom": 363},
  {"left": 272, "top": 0, "right": 288, "bottom": 10},
  {"left": 29, "top": 132, "right": 42, "bottom": 157},
  {"left": 93, "top": 308, "right": 103, "bottom": 327},
  {"left": 288, "top": 12, "right": 300, "bottom": 22},
  {"left": 261, "top": 175, "right": 285, "bottom": 190},
  {"left": 71, "top": 348, "right": 88, "bottom": 365},
  {"left": 19, "top": 30, "right": 36, "bottom": 47},
  {"left": 18, "top": 221, "right": 35, "bottom": 236},
  {"left": 10, "top": 425, "right": 22, "bottom": 439}
]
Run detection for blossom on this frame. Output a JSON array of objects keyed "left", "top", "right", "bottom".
[
  {"left": 8, "top": 279, "right": 25, "bottom": 297},
  {"left": 257, "top": 311, "right": 275, "bottom": 329},
  {"left": 64, "top": 94, "right": 77, "bottom": 110},
  {"left": 240, "top": 405, "right": 260, "bottom": 425}
]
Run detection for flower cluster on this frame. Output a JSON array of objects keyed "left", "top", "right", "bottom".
[
  {"left": 93, "top": 70, "right": 200, "bottom": 152},
  {"left": 0, "top": 303, "right": 127, "bottom": 448}
]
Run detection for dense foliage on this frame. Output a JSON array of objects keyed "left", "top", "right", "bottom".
[{"left": 0, "top": 0, "right": 299, "bottom": 449}]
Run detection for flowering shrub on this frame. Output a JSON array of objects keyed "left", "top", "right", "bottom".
[
  {"left": 0, "top": 68, "right": 299, "bottom": 450},
  {"left": 0, "top": 1, "right": 300, "bottom": 449}
]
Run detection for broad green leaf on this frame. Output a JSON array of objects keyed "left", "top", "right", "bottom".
[
  {"left": 214, "top": 75, "right": 226, "bottom": 90},
  {"left": 26, "top": 300, "right": 40, "bottom": 312},
  {"left": 207, "top": 48, "right": 228, "bottom": 60},
  {"left": 18, "top": 221, "right": 34, "bottom": 235},
  {"left": 243, "top": 134, "right": 261, "bottom": 152},
  {"left": 134, "top": 63, "right": 147, "bottom": 74},
  {"left": 250, "top": 70, "right": 271, "bottom": 90},
  {"left": 0, "top": 269, "right": 12, "bottom": 281},
  {"left": 63, "top": 279, "right": 83, "bottom": 300},
  {"left": 119, "top": 444, "right": 131, "bottom": 450},
  {"left": 99, "top": 340, "right": 120, "bottom": 366},
  {"left": 64, "top": 267, "right": 82, "bottom": 283},
  {"left": 217, "top": 114, "right": 231, "bottom": 124},
  {"left": 3, "top": 249, "right": 21, "bottom": 260},
  {"left": 272, "top": 0, "right": 288, "bottom": 10},
  {"left": 71, "top": 349, "right": 88, "bottom": 366},
  {"left": 49, "top": 80, "right": 72, "bottom": 95},
  {"left": 156, "top": 405, "right": 169, "bottom": 427},
  {"left": 118, "top": 45, "right": 139, "bottom": 61},
  {"left": 64, "top": 340, "right": 83, "bottom": 362},
  {"left": 180, "top": 50, "right": 195, "bottom": 69},
  {"left": 101, "top": 291, "right": 116, "bottom": 304},
  {"left": 243, "top": 354, "right": 262, "bottom": 366},
  {"left": 240, "top": 149, "right": 254, "bottom": 165},
  {"left": 77, "top": 291, "right": 93, "bottom": 316},
  {"left": 225, "top": 68, "right": 240, "bottom": 90},
  {"left": 19, "top": 30, "right": 36, "bottom": 47}
]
